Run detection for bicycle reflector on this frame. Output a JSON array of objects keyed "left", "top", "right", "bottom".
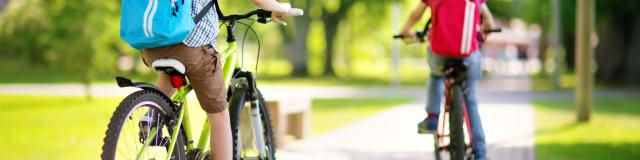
[{"left": 170, "top": 75, "right": 184, "bottom": 88}]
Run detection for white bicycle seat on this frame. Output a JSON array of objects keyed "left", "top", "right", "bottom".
[{"left": 151, "top": 59, "right": 186, "bottom": 75}]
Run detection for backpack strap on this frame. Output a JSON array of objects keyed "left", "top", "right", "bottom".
[{"left": 194, "top": 0, "right": 224, "bottom": 24}]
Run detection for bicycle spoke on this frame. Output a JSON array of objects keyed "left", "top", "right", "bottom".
[
  {"left": 154, "top": 112, "right": 160, "bottom": 159},
  {"left": 124, "top": 110, "right": 135, "bottom": 159},
  {"left": 145, "top": 114, "right": 151, "bottom": 160}
]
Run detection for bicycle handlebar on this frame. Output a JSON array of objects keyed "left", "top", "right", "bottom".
[
  {"left": 392, "top": 28, "right": 502, "bottom": 40},
  {"left": 484, "top": 28, "right": 502, "bottom": 33}
]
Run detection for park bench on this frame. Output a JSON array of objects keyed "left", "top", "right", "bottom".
[{"left": 266, "top": 97, "right": 311, "bottom": 148}]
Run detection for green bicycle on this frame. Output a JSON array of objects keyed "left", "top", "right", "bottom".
[{"left": 101, "top": 8, "right": 303, "bottom": 160}]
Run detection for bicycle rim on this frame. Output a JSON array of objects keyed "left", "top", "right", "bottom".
[{"left": 102, "top": 90, "right": 186, "bottom": 160}]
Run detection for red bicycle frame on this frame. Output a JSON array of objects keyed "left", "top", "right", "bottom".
[{"left": 434, "top": 73, "right": 474, "bottom": 152}]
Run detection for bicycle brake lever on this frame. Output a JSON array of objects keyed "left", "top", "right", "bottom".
[{"left": 266, "top": 18, "right": 287, "bottom": 26}]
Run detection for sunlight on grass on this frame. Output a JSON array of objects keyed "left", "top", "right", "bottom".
[
  {"left": 0, "top": 95, "right": 413, "bottom": 159},
  {"left": 311, "top": 98, "right": 413, "bottom": 134},
  {"left": 534, "top": 99, "right": 640, "bottom": 160},
  {"left": 531, "top": 72, "right": 576, "bottom": 91},
  {"left": 0, "top": 95, "right": 119, "bottom": 159}
]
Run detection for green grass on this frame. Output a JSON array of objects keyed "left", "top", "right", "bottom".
[
  {"left": 311, "top": 97, "right": 413, "bottom": 134},
  {"left": 0, "top": 95, "right": 120, "bottom": 160},
  {"left": 0, "top": 95, "right": 413, "bottom": 159},
  {"left": 531, "top": 72, "right": 576, "bottom": 91},
  {"left": 534, "top": 98, "right": 640, "bottom": 160}
]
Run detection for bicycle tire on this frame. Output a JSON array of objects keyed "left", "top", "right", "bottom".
[
  {"left": 434, "top": 142, "right": 442, "bottom": 160},
  {"left": 229, "top": 84, "right": 276, "bottom": 160},
  {"left": 449, "top": 86, "right": 467, "bottom": 160},
  {"left": 101, "top": 90, "right": 187, "bottom": 160}
]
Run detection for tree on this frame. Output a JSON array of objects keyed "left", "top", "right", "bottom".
[
  {"left": 281, "top": 0, "right": 312, "bottom": 76},
  {"left": 594, "top": 0, "right": 640, "bottom": 85},
  {"left": 320, "top": 0, "right": 357, "bottom": 76},
  {"left": 0, "top": 0, "right": 126, "bottom": 99},
  {"left": 575, "top": 0, "right": 595, "bottom": 122}
]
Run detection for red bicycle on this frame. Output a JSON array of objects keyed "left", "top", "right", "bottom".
[{"left": 394, "top": 22, "right": 500, "bottom": 159}]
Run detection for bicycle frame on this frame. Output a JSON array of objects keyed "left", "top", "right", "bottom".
[
  {"left": 434, "top": 62, "right": 475, "bottom": 157},
  {"left": 133, "top": 8, "right": 284, "bottom": 160},
  {"left": 153, "top": 40, "right": 240, "bottom": 160}
]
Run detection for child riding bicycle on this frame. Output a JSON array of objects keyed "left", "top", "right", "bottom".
[
  {"left": 120, "top": 0, "right": 293, "bottom": 159},
  {"left": 398, "top": 0, "right": 496, "bottom": 159}
]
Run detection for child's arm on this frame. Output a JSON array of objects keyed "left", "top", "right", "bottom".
[
  {"left": 400, "top": 3, "right": 429, "bottom": 40},
  {"left": 480, "top": 3, "right": 496, "bottom": 33}
]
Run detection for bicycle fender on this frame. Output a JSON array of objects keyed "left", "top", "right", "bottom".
[{"left": 115, "top": 76, "right": 171, "bottom": 100}]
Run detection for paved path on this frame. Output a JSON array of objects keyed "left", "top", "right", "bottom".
[{"left": 277, "top": 76, "right": 536, "bottom": 160}]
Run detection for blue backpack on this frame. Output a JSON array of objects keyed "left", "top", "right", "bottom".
[{"left": 120, "top": 0, "right": 217, "bottom": 49}]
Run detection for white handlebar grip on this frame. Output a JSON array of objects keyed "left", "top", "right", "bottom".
[{"left": 288, "top": 8, "right": 304, "bottom": 16}]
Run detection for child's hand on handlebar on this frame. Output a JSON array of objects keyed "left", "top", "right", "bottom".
[
  {"left": 271, "top": 11, "right": 288, "bottom": 21},
  {"left": 400, "top": 30, "right": 418, "bottom": 43}
]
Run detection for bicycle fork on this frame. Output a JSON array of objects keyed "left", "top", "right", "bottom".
[
  {"left": 234, "top": 71, "right": 267, "bottom": 157},
  {"left": 250, "top": 100, "right": 267, "bottom": 156},
  {"left": 438, "top": 75, "right": 474, "bottom": 152}
]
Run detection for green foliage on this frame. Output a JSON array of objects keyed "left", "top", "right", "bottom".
[
  {"left": 486, "top": 0, "right": 515, "bottom": 20},
  {"left": 534, "top": 99, "right": 640, "bottom": 159},
  {"left": 0, "top": 0, "right": 132, "bottom": 84}
]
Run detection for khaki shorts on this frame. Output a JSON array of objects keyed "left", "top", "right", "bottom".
[{"left": 141, "top": 43, "right": 227, "bottom": 113}]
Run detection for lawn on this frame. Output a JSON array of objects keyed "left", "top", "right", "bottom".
[
  {"left": 0, "top": 96, "right": 119, "bottom": 159},
  {"left": 534, "top": 98, "right": 640, "bottom": 160},
  {"left": 531, "top": 72, "right": 576, "bottom": 91},
  {"left": 311, "top": 98, "right": 413, "bottom": 134},
  {"left": 0, "top": 95, "right": 411, "bottom": 159}
]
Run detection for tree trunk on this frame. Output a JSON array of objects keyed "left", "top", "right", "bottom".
[
  {"left": 319, "top": 0, "right": 356, "bottom": 77},
  {"left": 594, "top": 17, "right": 626, "bottom": 84},
  {"left": 283, "top": 0, "right": 311, "bottom": 77},
  {"left": 575, "top": 0, "right": 595, "bottom": 122},
  {"left": 549, "top": 0, "right": 562, "bottom": 89},
  {"left": 82, "top": 72, "right": 93, "bottom": 101},
  {"left": 284, "top": 15, "right": 311, "bottom": 77},
  {"left": 322, "top": 13, "right": 340, "bottom": 76},
  {"left": 625, "top": 12, "right": 640, "bottom": 85}
]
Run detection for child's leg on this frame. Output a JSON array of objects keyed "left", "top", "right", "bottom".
[
  {"left": 426, "top": 74, "right": 444, "bottom": 114},
  {"left": 426, "top": 49, "right": 447, "bottom": 114},
  {"left": 464, "top": 80, "right": 486, "bottom": 157},
  {"left": 207, "top": 109, "right": 232, "bottom": 160},
  {"left": 464, "top": 52, "right": 486, "bottom": 157}
]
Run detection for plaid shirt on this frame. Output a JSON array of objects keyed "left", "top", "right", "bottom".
[{"left": 183, "top": 0, "right": 219, "bottom": 48}]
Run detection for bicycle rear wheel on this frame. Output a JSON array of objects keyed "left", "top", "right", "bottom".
[
  {"left": 229, "top": 81, "right": 276, "bottom": 160},
  {"left": 449, "top": 86, "right": 467, "bottom": 160},
  {"left": 101, "top": 90, "right": 186, "bottom": 160}
]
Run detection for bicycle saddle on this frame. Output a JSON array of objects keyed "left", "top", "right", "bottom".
[
  {"left": 443, "top": 59, "right": 468, "bottom": 82},
  {"left": 151, "top": 59, "right": 186, "bottom": 75}
]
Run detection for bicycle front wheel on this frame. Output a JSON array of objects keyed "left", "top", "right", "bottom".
[
  {"left": 101, "top": 90, "right": 186, "bottom": 160},
  {"left": 229, "top": 81, "right": 276, "bottom": 160},
  {"left": 449, "top": 86, "right": 467, "bottom": 160}
]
